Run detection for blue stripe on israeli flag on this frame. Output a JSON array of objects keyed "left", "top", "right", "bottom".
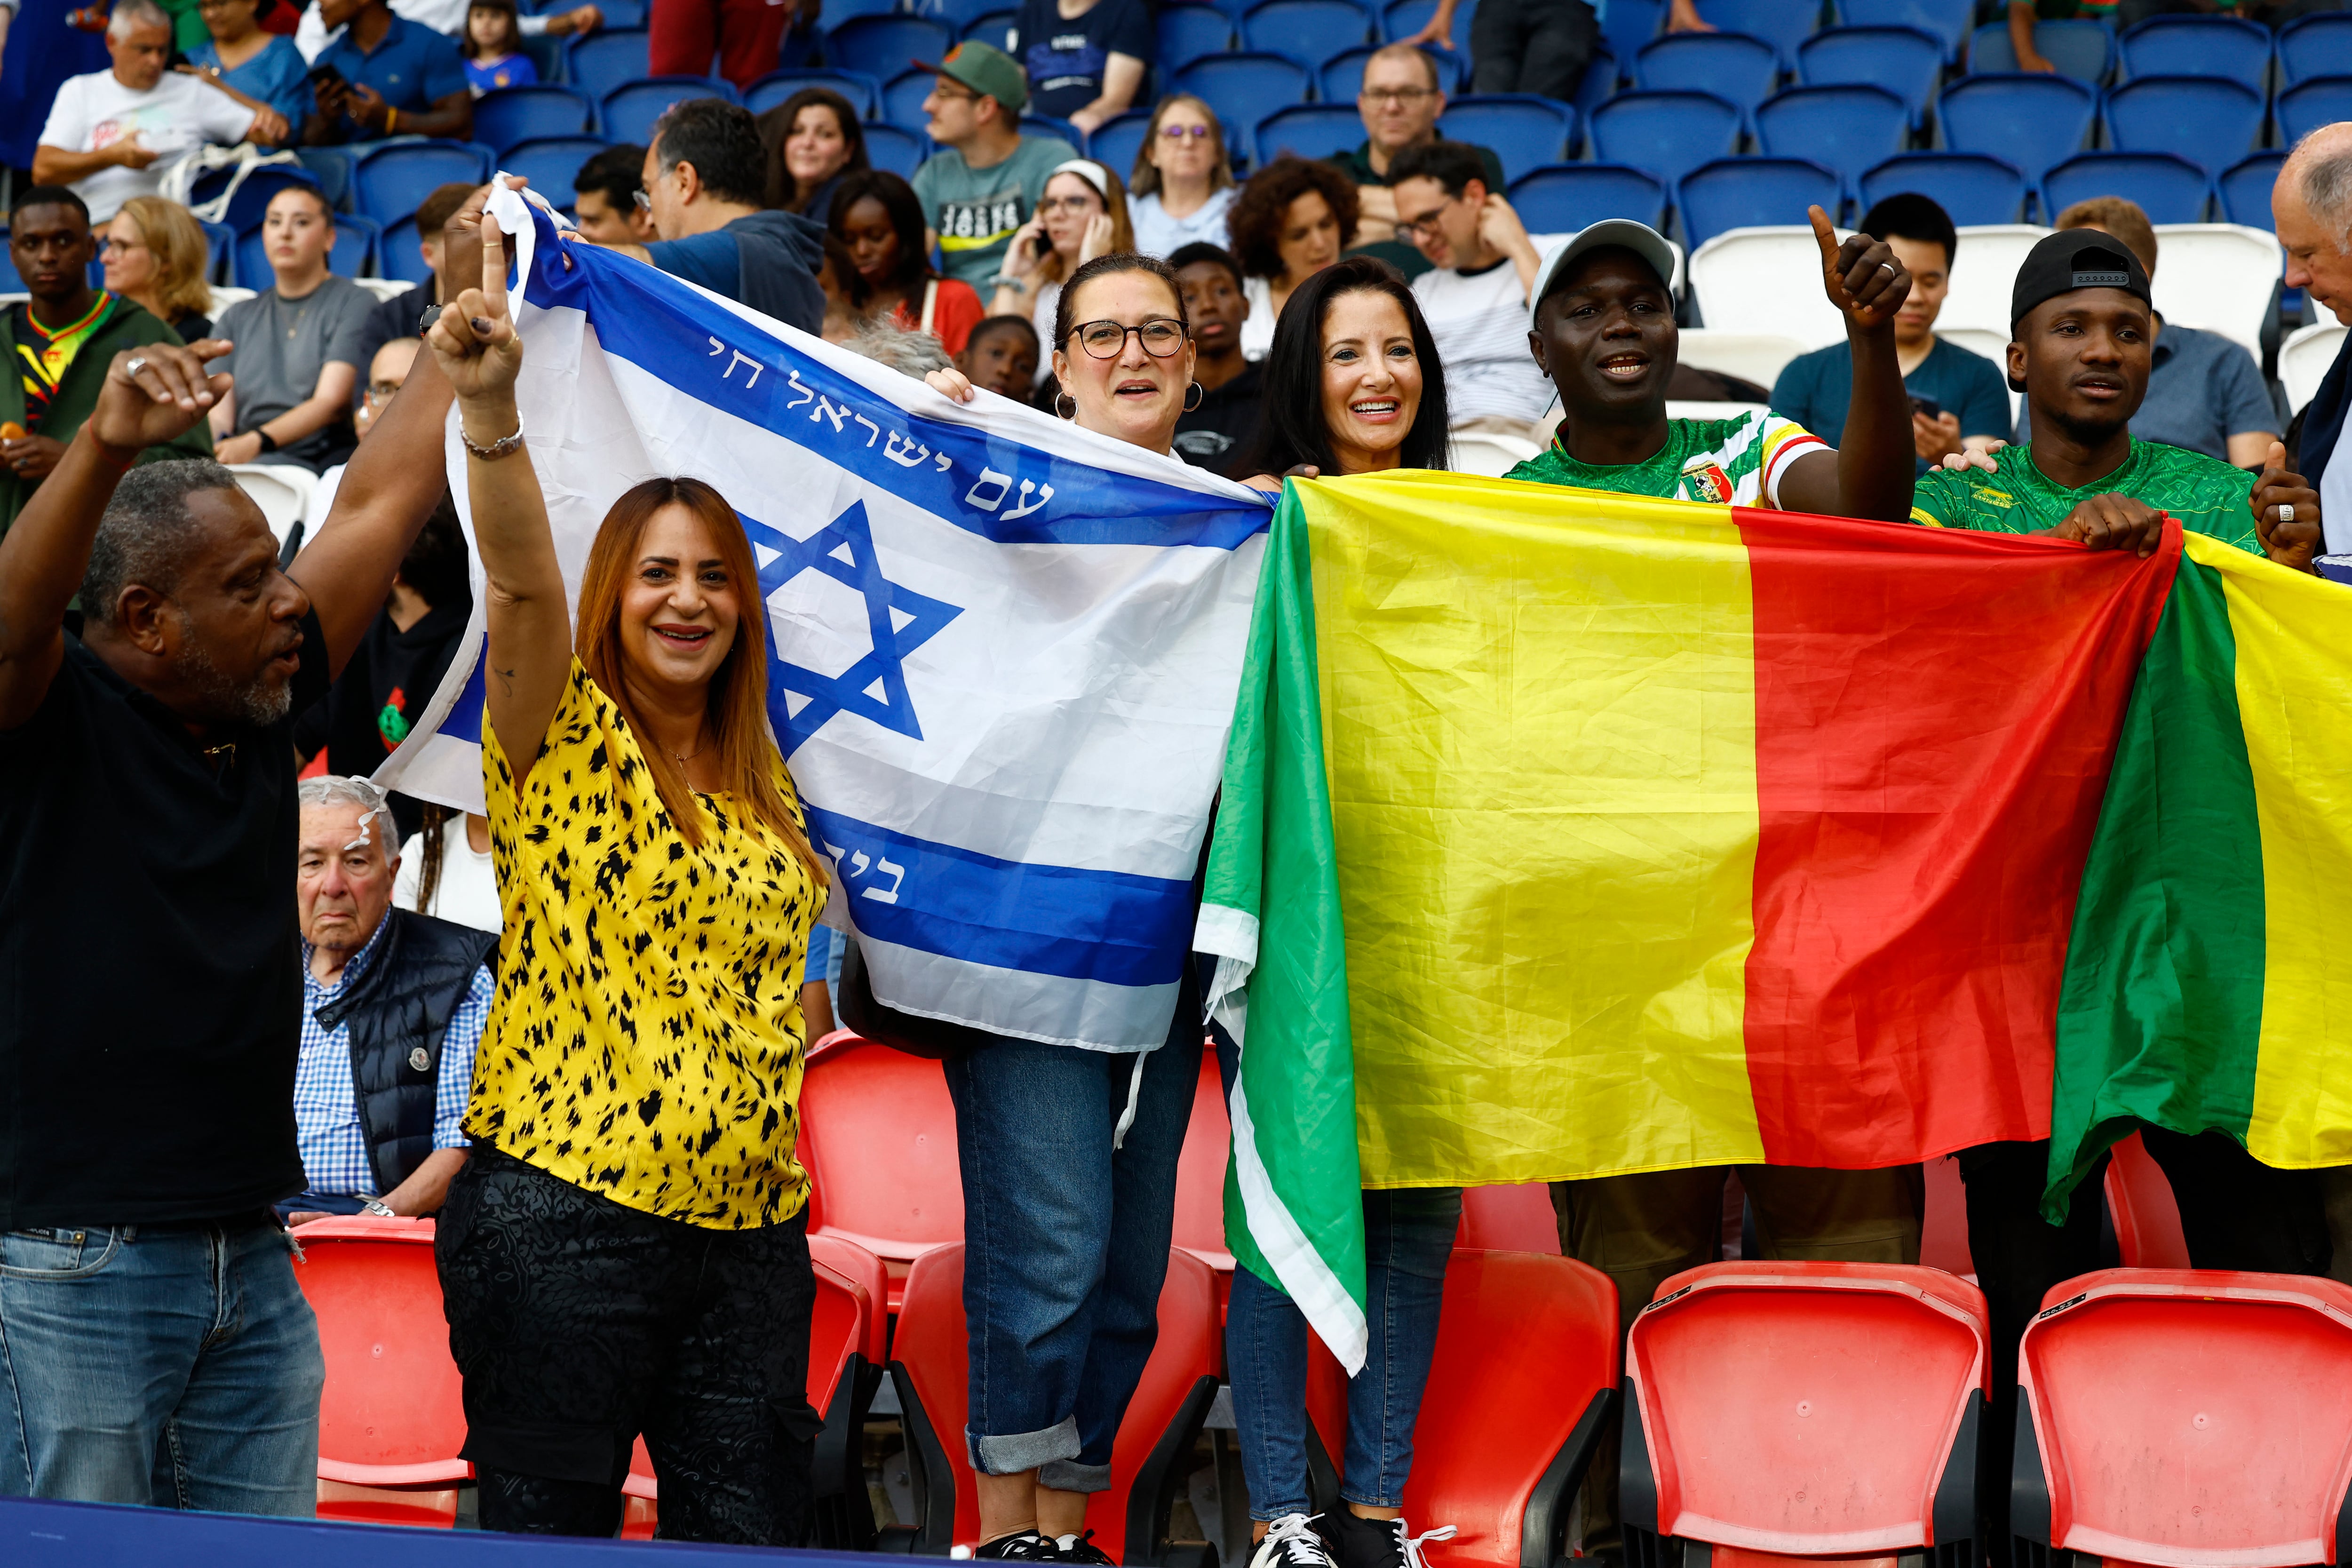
[{"left": 375, "top": 187, "right": 1270, "bottom": 1052}]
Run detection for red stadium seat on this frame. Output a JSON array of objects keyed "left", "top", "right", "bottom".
[
  {"left": 890, "top": 1242, "right": 1222, "bottom": 1560},
  {"left": 1919, "top": 1154, "right": 1975, "bottom": 1280},
  {"left": 2105, "top": 1130, "right": 2192, "bottom": 1269},
  {"left": 1455, "top": 1184, "right": 1563, "bottom": 1254},
  {"left": 811, "top": 1230, "right": 892, "bottom": 1366},
  {"left": 1621, "top": 1261, "right": 1989, "bottom": 1568},
  {"left": 1173, "top": 1040, "right": 1234, "bottom": 1274},
  {"left": 798, "top": 1028, "right": 964, "bottom": 1310},
  {"left": 290, "top": 1216, "right": 469, "bottom": 1527},
  {"left": 2014, "top": 1268, "right": 2352, "bottom": 1568},
  {"left": 1303, "top": 1250, "right": 1618, "bottom": 1566}
]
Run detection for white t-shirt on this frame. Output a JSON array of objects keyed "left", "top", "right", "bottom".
[
  {"left": 1241, "top": 275, "right": 1274, "bottom": 362},
  {"left": 1128, "top": 187, "right": 1238, "bottom": 260},
  {"left": 38, "top": 69, "right": 258, "bottom": 222},
  {"left": 1411, "top": 256, "right": 1553, "bottom": 424},
  {"left": 392, "top": 815, "right": 503, "bottom": 935}
]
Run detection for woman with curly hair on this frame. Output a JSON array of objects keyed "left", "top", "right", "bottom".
[{"left": 1224, "top": 154, "right": 1357, "bottom": 361}]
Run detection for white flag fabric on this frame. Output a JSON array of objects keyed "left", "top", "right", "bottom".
[{"left": 375, "top": 186, "right": 1272, "bottom": 1052}]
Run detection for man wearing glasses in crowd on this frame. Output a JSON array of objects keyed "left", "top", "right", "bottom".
[
  {"left": 1327, "top": 43, "right": 1505, "bottom": 279},
  {"left": 913, "top": 41, "right": 1078, "bottom": 291}
]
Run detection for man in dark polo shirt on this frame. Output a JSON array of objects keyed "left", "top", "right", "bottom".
[{"left": 0, "top": 231, "right": 460, "bottom": 1510}]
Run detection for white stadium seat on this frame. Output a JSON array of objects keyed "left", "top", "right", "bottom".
[
  {"left": 227, "top": 463, "right": 316, "bottom": 550},
  {"left": 1943, "top": 225, "right": 2049, "bottom": 340},
  {"left": 1688, "top": 227, "right": 1853, "bottom": 350},
  {"left": 2149, "top": 224, "right": 2282, "bottom": 357},
  {"left": 1676, "top": 329, "right": 1811, "bottom": 394},
  {"left": 2280, "top": 321, "right": 2346, "bottom": 414}
]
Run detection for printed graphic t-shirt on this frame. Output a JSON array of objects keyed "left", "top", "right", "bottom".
[
  {"left": 913, "top": 134, "right": 1081, "bottom": 288},
  {"left": 1013, "top": 0, "right": 1153, "bottom": 120},
  {"left": 1507, "top": 409, "right": 1828, "bottom": 507},
  {"left": 1908, "top": 438, "right": 2264, "bottom": 556},
  {"left": 37, "top": 68, "right": 258, "bottom": 221}
]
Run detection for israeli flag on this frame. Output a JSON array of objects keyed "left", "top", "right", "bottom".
[{"left": 376, "top": 187, "right": 1272, "bottom": 1052}]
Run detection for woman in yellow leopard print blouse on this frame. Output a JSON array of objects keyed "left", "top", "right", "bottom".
[{"left": 422, "top": 216, "right": 830, "bottom": 1544}]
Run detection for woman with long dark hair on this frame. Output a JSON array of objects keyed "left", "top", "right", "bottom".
[
  {"left": 421, "top": 216, "right": 830, "bottom": 1544},
  {"left": 829, "top": 167, "right": 985, "bottom": 355},
  {"left": 760, "top": 86, "right": 868, "bottom": 216},
  {"left": 1245, "top": 254, "right": 1449, "bottom": 482}
]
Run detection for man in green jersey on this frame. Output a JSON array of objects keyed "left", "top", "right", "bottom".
[
  {"left": 1507, "top": 207, "right": 1919, "bottom": 522},
  {"left": 1912, "top": 228, "right": 2323, "bottom": 571}
]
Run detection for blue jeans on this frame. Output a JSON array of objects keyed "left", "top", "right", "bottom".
[
  {"left": 943, "top": 1021, "right": 1197, "bottom": 1490},
  {"left": 0, "top": 1217, "right": 324, "bottom": 1515}
]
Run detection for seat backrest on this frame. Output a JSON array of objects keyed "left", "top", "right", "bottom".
[
  {"left": 2044, "top": 151, "right": 2211, "bottom": 224},
  {"left": 228, "top": 463, "right": 314, "bottom": 547},
  {"left": 355, "top": 140, "right": 490, "bottom": 224},
  {"left": 498, "top": 135, "right": 609, "bottom": 206},
  {"left": 565, "top": 27, "right": 651, "bottom": 102},
  {"left": 1240, "top": 0, "right": 1374, "bottom": 66},
  {"left": 746, "top": 68, "right": 882, "bottom": 117},
  {"left": 1860, "top": 152, "right": 2025, "bottom": 225},
  {"left": 1753, "top": 83, "right": 1907, "bottom": 179},
  {"left": 1438, "top": 95, "right": 1575, "bottom": 181},
  {"left": 2281, "top": 77, "right": 2352, "bottom": 148},
  {"left": 1256, "top": 104, "right": 1370, "bottom": 163},
  {"left": 1798, "top": 25, "right": 1944, "bottom": 118},
  {"left": 1175, "top": 54, "right": 1315, "bottom": 139},
  {"left": 797, "top": 1032, "right": 964, "bottom": 1260},
  {"left": 1383, "top": 0, "right": 1474, "bottom": 52},
  {"left": 1689, "top": 0, "right": 1824, "bottom": 67},
  {"left": 1508, "top": 163, "right": 1670, "bottom": 232},
  {"left": 1082, "top": 1250, "right": 1224, "bottom": 1561},
  {"left": 2216, "top": 150, "right": 2285, "bottom": 229},
  {"left": 1937, "top": 72, "right": 2095, "bottom": 183},
  {"left": 911, "top": 0, "right": 1005, "bottom": 28},
  {"left": 863, "top": 122, "right": 927, "bottom": 177},
  {"left": 1087, "top": 111, "right": 1155, "bottom": 181},
  {"left": 1160, "top": 2, "right": 1236, "bottom": 69},
  {"left": 473, "top": 84, "right": 593, "bottom": 152},
  {"left": 2280, "top": 11, "right": 2352, "bottom": 86},
  {"left": 379, "top": 215, "right": 429, "bottom": 285},
  {"left": 2147, "top": 223, "right": 2280, "bottom": 356},
  {"left": 1940, "top": 221, "right": 2049, "bottom": 334},
  {"left": 1321, "top": 43, "right": 1464, "bottom": 101},
  {"left": 2102, "top": 1129, "right": 2191, "bottom": 1269},
  {"left": 293, "top": 1218, "right": 471, "bottom": 1485},
  {"left": 882, "top": 68, "right": 934, "bottom": 131},
  {"left": 2018, "top": 1269, "right": 2352, "bottom": 1568},
  {"left": 602, "top": 78, "right": 737, "bottom": 146},
  {"left": 962, "top": 7, "right": 1017, "bottom": 45},
  {"left": 1966, "top": 16, "right": 2112, "bottom": 80},
  {"left": 1589, "top": 90, "right": 1742, "bottom": 189},
  {"left": 1836, "top": 0, "right": 1971, "bottom": 58},
  {"left": 1677, "top": 157, "right": 1842, "bottom": 251},
  {"left": 809, "top": 1256, "right": 871, "bottom": 1417},
  {"left": 826, "top": 14, "right": 955, "bottom": 77},
  {"left": 1625, "top": 1261, "right": 1990, "bottom": 1557},
  {"left": 2104, "top": 76, "right": 2264, "bottom": 174},
  {"left": 1674, "top": 326, "right": 1808, "bottom": 389},
  {"left": 810, "top": 1232, "right": 892, "bottom": 1365},
  {"left": 235, "top": 215, "right": 379, "bottom": 291},
  {"left": 1171, "top": 1042, "right": 1233, "bottom": 1270},
  {"left": 2281, "top": 321, "right": 2346, "bottom": 415},
  {"left": 1688, "top": 223, "right": 1849, "bottom": 345},
  {"left": 1634, "top": 32, "right": 1781, "bottom": 116},
  {"left": 1455, "top": 1183, "right": 1563, "bottom": 1254},
  {"left": 2118, "top": 14, "right": 2271, "bottom": 85}
]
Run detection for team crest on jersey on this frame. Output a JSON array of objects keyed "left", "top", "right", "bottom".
[{"left": 1681, "top": 462, "right": 1733, "bottom": 504}]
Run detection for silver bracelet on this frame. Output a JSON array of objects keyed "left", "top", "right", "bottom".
[
  {"left": 461, "top": 413, "right": 525, "bottom": 462},
  {"left": 362, "top": 1199, "right": 396, "bottom": 1218}
]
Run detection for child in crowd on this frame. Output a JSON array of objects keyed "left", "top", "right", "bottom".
[
  {"left": 955, "top": 314, "right": 1041, "bottom": 399},
  {"left": 462, "top": 0, "right": 538, "bottom": 94}
]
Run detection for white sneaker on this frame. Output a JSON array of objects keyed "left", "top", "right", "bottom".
[{"left": 1252, "top": 1512, "right": 1338, "bottom": 1568}]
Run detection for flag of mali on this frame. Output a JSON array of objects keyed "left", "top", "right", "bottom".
[{"left": 1195, "top": 471, "right": 2267, "bottom": 1371}]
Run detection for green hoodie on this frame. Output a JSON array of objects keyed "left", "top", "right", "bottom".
[{"left": 0, "top": 296, "right": 214, "bottom": 537}]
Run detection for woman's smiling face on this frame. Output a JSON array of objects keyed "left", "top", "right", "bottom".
[
  {"left": 1318, "top": 288, "right": 1423, "bottom": 475},
  {"left": 1051, "top": 268, "right": 1197, "bottom": 454}
]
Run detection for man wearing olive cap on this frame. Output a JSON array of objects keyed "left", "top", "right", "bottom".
[
  {"left": 911, "top": 41, "right": 1078, "bottom": 291},
  {"left": 1910, "top": 228, "right": 2324, "bottom": 570}
]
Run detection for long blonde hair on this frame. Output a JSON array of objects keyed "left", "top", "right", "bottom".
[
  {"left": 575, "top": 477, "right": 827, "bottom": 883},
  {"left": 115, "top": 195, "right": 215, "bottom": 324}
]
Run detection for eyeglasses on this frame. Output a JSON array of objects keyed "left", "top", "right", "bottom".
[
  {"left": 1069, "top": 318, "right": 1188, "bottom": 358},
  {"left": 1359, "top": 86, "right": 1437, "bottom": 104},
  {"left": 1393, "top": 198, "right": 1454, "bottom": 241},
  {"left": 931, "top": 82, "right": 978, "bottom": 103},
  {"left": 1158, "top": 123, "right": 1213, "bottom": 140},
  {"left": 365, "top": 380, "right": 403, "bottom": 401},
  {"left": 1037, "top": 194, "right": 1100, "bottom": 216},
  {"left": 96, "top": 236, "right": 147, "bottom": 254}
]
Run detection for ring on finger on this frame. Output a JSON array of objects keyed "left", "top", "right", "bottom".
[
  {"left": 1878, "top": 263, "right": 1895, "bottom": 277},
  {"left": 2278, "top": 502, "right": 2296, "bottom": 523},
  {"left": 123, "top": 356, "right": 148, "bottom": 380}
]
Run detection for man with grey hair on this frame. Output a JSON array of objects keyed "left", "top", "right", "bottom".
[
  {"left": 0, "top": 214, "right": 461, "bottom": 1509},
  {"left": 283, "top": 774, "right": 493, "bottom": 1227},
  {"left": 33, "top": 0, "right": 264, "bottom": 221},
  {"left": 845, "top": 315, "right": 954, "bottom": 378},
  {"left": 2276, "top": 121, "right": 2352, "bottom": 559}
]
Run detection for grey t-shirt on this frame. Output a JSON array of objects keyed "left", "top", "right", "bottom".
[
  {"left": 218, "top": 274, "right": 374, "bottom": 473},
  {"left": 912, "top": 134, "right": 1079, "bottom": 288}
]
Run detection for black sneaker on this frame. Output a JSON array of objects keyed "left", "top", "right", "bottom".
[
  {"left": 977, "top": 1530, "right": 1064, "bottom": 1560},
  {"left": 1056, "top": 1529, "right": 1116, "bottom": 1564},
  {"left": 1334, "top": 1512, "right": 1457, "bottom": 1568},
  {"left": 1251, "top": 1512, "right": 1338, "bottom": 1568}
]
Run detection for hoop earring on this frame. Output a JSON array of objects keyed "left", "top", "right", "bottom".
[
  {"left": 1054, "top": 392, "right": 1077, "bottom": 420},
  {"left": 1183, "top": 380, "right": 1204, "bottom": 412}
]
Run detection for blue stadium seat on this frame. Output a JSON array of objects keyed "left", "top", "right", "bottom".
[
  {"left": 1589, "top": 89, "right": 1742, "bottom": 190},
  {"left": 825, "top": 16, "right": 954, "bottom": 80},
  {"left": 820, "top": 0, "right": 909, "bottom": 26},
  {"left": 200, "top": 219, "right": 237, "bottom": 284},
  {"left": 1320, "top": 42, "right": 1466, "bottom": 100},
  {"left": 2042, "top": 151, "right": 2211, "bottom": 223},
  {"left": 1688, "top": 0, "right": 1825, "bottom": 69},
  {"left": 745, "top": 69, "right": 883, "bottom": 119},
  {"left": 1966, "top": 18, "right": 2111, "bottom": 83},
  {"left": 1382, "top": 0, "right": 1474, "bottom": 51},
  {"left": 1436, "top": 95, "right": 1577, "bottom": 180},
  {"left": 1176, "top": 54, "right": 1316, "bottom": 143},
  {"left": 882, "top": 67, "right": 935, "bottom": 130},
  {"left": 1241, "top": 0, "right": 1376, "bottom": 68},
  {"left": 2280, "top": 77, "right": 2352, "bottom": 148},
  {"left": 2117, "top": 15, "right": 2270, "bottom": 85},
  {"left": 1508, "top": 162, "right": 1669, "bottom": 231},
  {"left": 2217, "top": 150, "right": 2285, "bottom": 228},
  {"left": 1937, "top": 72, "right": 2095, "bottom": 184},
  {"left": 1601, "top": 0, "right": 1668, "bottom": 69},
  {"left": 1255, "top": 103, "right": 1367, "bottom": 162},
  {"left": 861, "top": 122, "right": 927, "bottom": 176},
  {"left": 910, "top": 0, "right": 1003, "bottom": 29},
  {"left": 1023, "top": 112, "right": 1086, "bottom": 148},
  {"left": 1677, "top": 155, "right": 1841, "bottom": 247},
  {"left": 601, "top": 78, "right": 739, "bottom": 147},
  {"left": 195, "top": 164, "right": 321, "bottom": 235},
  {"left": 1577, "top": 41, "right": 1618, "bottom": 115},
  {"left": 961, "top": 7, "right": 1017, "bottom": 45},
  {"left": 1798, "top": 25, "right": 1941, "bottom": 124},
  {"left": 1858, "top": 152, "right": 2025, "bottom": 224},
  {"left": 2104, "top": 76, "right": 2264, "bottom": 177},
  {"left": 1634, "top": 32, "right": 1780, "bottom": 124},
  {"left": 1753, "top": 83, "right": 1905, "bottom": 190},
  {"left": 1087, "top": 111, "right": 1156, "bottom": 180},
  {"left": 378, "top": 215, "right": 430, "bottom": 285},
  {"left": 352, "top": 140, "right": 491, "bottom": 224},
  {"left": 236, "top": 214, "right": 380, "bottom": 291},
  {"left": 1835, "top": 0, "right": 1970, "bottom": 60},
  {"left": 2279, "top": 11, "right": 2352, "bottom": 87},
  {"left": 1160, "top": 4, "right": 1235, "bottom": 69},
  {"left": 472, "top": 85, "right": 593, "bottom": 153},
  {"left": 565, "top": 27, "right": 651, "bottom": 103},
  {"left": 499, "top": 135, "right": 610, "bottom": 202}
]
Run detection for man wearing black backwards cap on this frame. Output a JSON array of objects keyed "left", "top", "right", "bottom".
[
  {"left": 1509, "top": 207, "right": 1918, "bottom": 521},
  {"left": 1910, "top": 229, "right": 2324, "bottom": 570}
]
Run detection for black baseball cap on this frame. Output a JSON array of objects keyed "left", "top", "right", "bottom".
[{"left": 2010, "top": 230, "right": 2152, "bottom": 332}]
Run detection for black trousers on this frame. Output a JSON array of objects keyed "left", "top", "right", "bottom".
[
  {"left": 1470, "top": 0, "right": 1599, "bottom": 104},
  {"left": 436, "top": 1147, "right": 820, "bottom": 1543}
]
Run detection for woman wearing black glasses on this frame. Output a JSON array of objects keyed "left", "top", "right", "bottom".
[{"left": 1126, "top": 95, "right": 1235, "bottom": 260}]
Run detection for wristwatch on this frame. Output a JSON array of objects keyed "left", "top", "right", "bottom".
[
  {"left": 362, "top": 1199, "right": 397, "bottom": 1218},
  {"left": 418, "top": 302, "right": 444, "bottom": 337}
]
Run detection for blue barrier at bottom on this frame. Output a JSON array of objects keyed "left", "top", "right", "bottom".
[{"left": 0, "top": 1495, "right": 874, "bottom": 1565}]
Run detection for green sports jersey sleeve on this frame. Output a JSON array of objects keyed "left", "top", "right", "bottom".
[{"left": 1908, "top": 467, "right": 1962, "bottom": 529}]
